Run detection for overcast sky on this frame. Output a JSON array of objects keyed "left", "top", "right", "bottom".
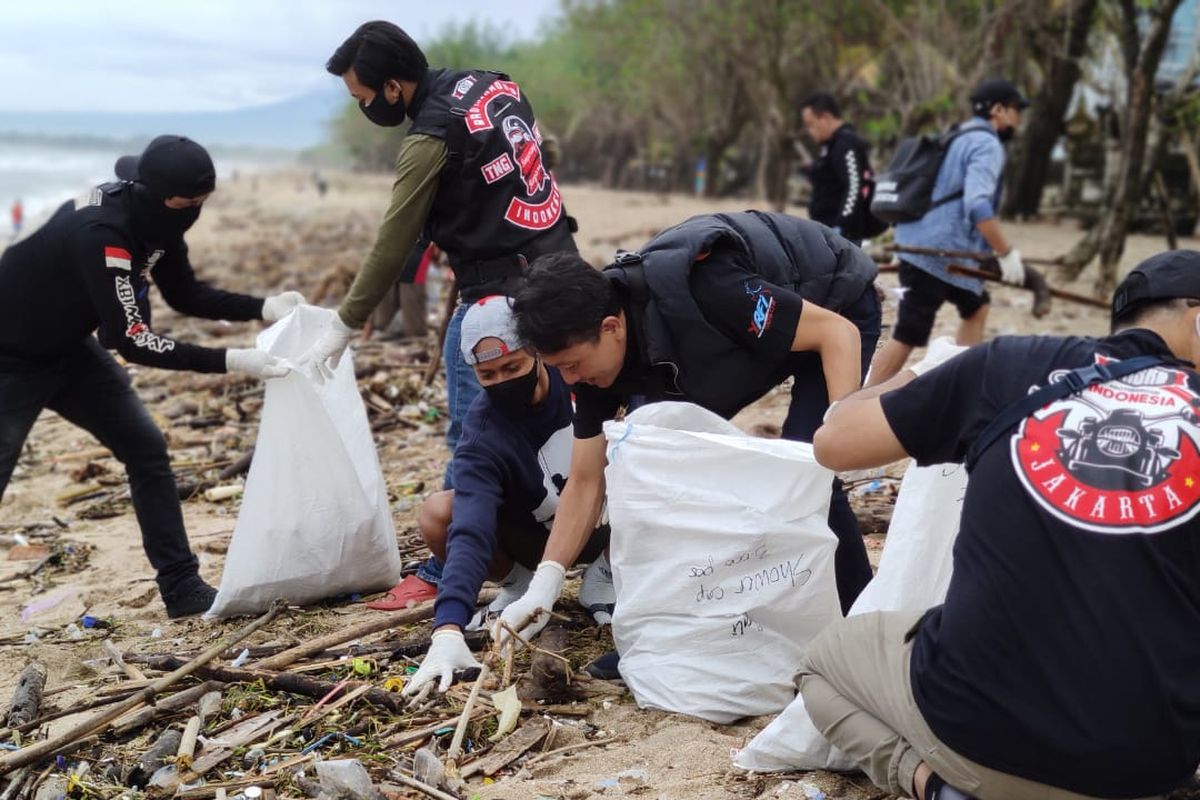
[{"left": 0, "top": 1, "right": 560, "bottom": 113}]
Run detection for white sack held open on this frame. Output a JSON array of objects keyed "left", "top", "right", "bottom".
[
  {"left": 734, "top": 461, "right": 968, "bottom": 772},
  {"left": 207, "top": 306, "right": 401, "bottom": 618},
  {"left": 603, "top": 402, "right": 842, "bottom": 724}
]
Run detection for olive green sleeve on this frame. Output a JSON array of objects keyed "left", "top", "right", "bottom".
[{"left": 337, "top": 134, "right": 447, "bottom": 329}]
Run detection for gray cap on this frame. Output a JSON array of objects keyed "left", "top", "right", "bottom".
[{"left": 460, "top": 295, "right": 524, "bottom": 365}]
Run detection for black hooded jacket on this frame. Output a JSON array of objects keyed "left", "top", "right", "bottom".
[{"left": 0, "top": 182, "right": 263, "bottom": 372}]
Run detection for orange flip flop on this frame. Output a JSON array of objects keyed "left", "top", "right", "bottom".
[{"left": 365, "top": 575, "right": 437, "bottom": 611}]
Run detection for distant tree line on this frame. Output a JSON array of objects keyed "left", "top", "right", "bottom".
[{"left": 330, "top": 0, "right": 1196, "bottom": 291}]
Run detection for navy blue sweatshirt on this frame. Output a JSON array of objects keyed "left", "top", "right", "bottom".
[{"left": 434, "top": 367, "right": 574, "bottom": 629}]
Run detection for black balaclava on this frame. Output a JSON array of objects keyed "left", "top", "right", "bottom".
[{"left": 115, "top": 135, "right": 215, "bottom": 243}]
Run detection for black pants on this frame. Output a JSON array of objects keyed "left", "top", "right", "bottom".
[
  {"left": 0, "top": 339, "right": 198, "bottom": 590},
  {"left": 782, "top": 285, "right": 881, "bottom": 614}
]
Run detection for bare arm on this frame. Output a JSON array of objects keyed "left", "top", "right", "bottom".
[
  {"left": 542, "top": 434, "right": 608, "bottom": 567},
  {"left": 791, "top": 300, "right": 862, "bottom": 403},
  {"left": 975, "top": 217, "right": 1011, "bottom": 256},
  {"left": 813, "top": 368, "right": 914, "bottom": 471}
]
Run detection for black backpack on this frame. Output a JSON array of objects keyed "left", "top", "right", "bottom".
[{"left": 869, "top": 126, "right": 997, "bottom": 224}]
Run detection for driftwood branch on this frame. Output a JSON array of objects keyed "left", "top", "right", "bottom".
[
  {"left": 0, "top": 602, "right": 282, "bottom": 774},
  {"left": 5, "top": 662, "right": 47, "bottom": 728},
  {"left": 250, "top": 588, "right": 496, "bottom": 672},
  {"left": 136, "top": 657, "right": 407, "bottom": 714}
]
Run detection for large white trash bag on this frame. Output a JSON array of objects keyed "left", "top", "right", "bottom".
[
  {"left": 734, "top": 461, "right": 968, "bottom": 772},
  {"left": 207, "top": 306, "right": 401, "bottom": 618},
  {"left": 603, "top": 402, "right": 842, "bottom": 724}
]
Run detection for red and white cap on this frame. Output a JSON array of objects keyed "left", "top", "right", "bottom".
[{"left": 460, "top": 295, "right": 525, "bottom": 365}]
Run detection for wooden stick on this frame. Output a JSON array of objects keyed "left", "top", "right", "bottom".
[
  {"left": 5, "top": 662, "right": 47, "bottom": 728},
  {"left": 0, "top": 767, "right": 30, "bottom": 800},
  {"left": 382, "top": 710, "right": 490, "bottom": 749},
  {"left": 447, "top": 662, "right": 489, "bottom": 761},
  {"left": 0, "top": 687, "right": 138, "bottom": 740},
  {"left": 251, "top": 588, "right": 496, "bottom": 672},
  {"left": 176, "top": 716, "right": 202, "bottom": 769},
  {"left": 875, "top": 263, "right": 1109, "bottom": 309},
  {"left": 136, "top": 657, "right": 407, "bottom": 714},
  {"left": 521, "top": 737, "right": 619, "bottom": 770},
  {"left": 424, "top": 279, "right": 458, "bottom": 387},
  {"left": 0, "top": 604, "right": 281, "bottom": 774},
  {"left": 217, "top": 448, "right": 254, "bottom": 481},
  {"left": 110, "top": 682, "right": 221, "bottom": 737},
  {"left": 174, "top": 776, "right": 270, "bottom": 800},
  {"left": 386, "top": 772, "right": 462, "bottom": 800},
  {"left": 885, "top": 243, "right": 1064, "bottom": 267},
  {"left": 461, "top": 716, "right": 552, "bottom": 778},
  {"left": 102, "top": 639, "right": 146, "bottom": 682}
]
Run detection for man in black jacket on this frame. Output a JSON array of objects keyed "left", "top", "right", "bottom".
[
  {"left": 494, "top": 211, "right": 881, "bottom": 648},
  {"left": 800, "top": 93, "right": 884, "bottom": 246},
  {"left": 0, "top": 135, "right": 301, "bottom": 618}
]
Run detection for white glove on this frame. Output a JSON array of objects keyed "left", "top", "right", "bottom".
[
  {"left": 466, "top": 563, "right": 534, "bottom": 632},
  {"left": 909, "top": 336, "right": 968, "bottom": 377},
  {"left": 261, "top": 291, "right": 305, "bottom": 322},
  {"left": 493, "top": 561, "right": 565, "bottom": 651},
  {"left": 997, "top": 248, "right": 1025, "bottom": 286},
  {"left": 300, "top": 313, "right": 356, "bottom": 383},
  {"left": 403, "top": 629, "right": 482, "bottom": 695},
  {"left": 225, "top": 348, "right": 291, "bottom": 379}
]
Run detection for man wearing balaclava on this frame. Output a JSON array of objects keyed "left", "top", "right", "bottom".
[
  {"left": 0, "top": 135, "right": 303, "bottom": 618},
  {"left": 309, "top": 20, "right": 577, "bottom": 611}
]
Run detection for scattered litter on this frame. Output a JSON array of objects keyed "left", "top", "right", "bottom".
[{"left": 20, "top": 586, "right": 77, "bottom": 622}]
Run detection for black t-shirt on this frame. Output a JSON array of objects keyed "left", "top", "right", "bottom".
[
  {"left": 571, "top": 252, "right": 804, "bottom": 438},
  {"left": 880, "top": 329, "right": 1200, "bottom": 797}
]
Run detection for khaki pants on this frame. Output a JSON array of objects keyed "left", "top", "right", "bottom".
[{"left": 798, "top": 611, "right": 1159, "bottom": 800}]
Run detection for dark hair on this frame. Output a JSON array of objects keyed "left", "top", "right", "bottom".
[
  {"left": 1111, "top": 297, "right": 1200, "bottom": 333},
  {"left": 326, "top": 21, "right": 428, "bottom": 88},
  {"left": 800, "top": 92, "right": 840, "bottom": 118},
  {"left": 512, "top": 253, "right": 621, "bottom": 353}
]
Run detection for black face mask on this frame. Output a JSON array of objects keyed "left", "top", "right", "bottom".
[
  {"left": 129, "top": 183, "right": 202, "bottom": 243},
  {"left": 360, "top": 84, "right": 407, "bottom": 127},
  {"left": 484, "top": 360, "right": 540, "bottom": 412},
  {"left": 998, "top": 126, "right": 1016, "bottom": 143}
]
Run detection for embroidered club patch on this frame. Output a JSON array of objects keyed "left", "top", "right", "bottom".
[{"left": 1011, "top": 357, "right": 1200, "bottom": 534}]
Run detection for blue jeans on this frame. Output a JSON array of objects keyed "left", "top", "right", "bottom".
[{"left": 442, "top": 302, "right": 482, "bottom": 490}]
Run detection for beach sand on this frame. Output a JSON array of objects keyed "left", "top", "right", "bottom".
[{"left": 0, "top": 170, "right": 1189, "bottom": 799}]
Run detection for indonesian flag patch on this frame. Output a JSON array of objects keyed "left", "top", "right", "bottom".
[{"left": 104, "top": 246, "right": 132, "bottom": 271}]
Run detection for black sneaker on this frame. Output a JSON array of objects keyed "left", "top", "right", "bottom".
[
  {"left": 585, "top": 649, "right": 621, "bottom": 680},
  {"left": 162, "top": 578, "right": 217, "bottom": 619}
]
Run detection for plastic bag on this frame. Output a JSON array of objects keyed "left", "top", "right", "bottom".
[
  {"left": 207, "top": 306, "right": 401, "bottom": 618},
  {"left": 846, "top": 462, "right": 966, "bottom": 615},
  {"left": 734, "top": 461, "right": 968, "bottom": 772},
  {"left": 603, "top": 402, "right": 842, "bottom": 724}
]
